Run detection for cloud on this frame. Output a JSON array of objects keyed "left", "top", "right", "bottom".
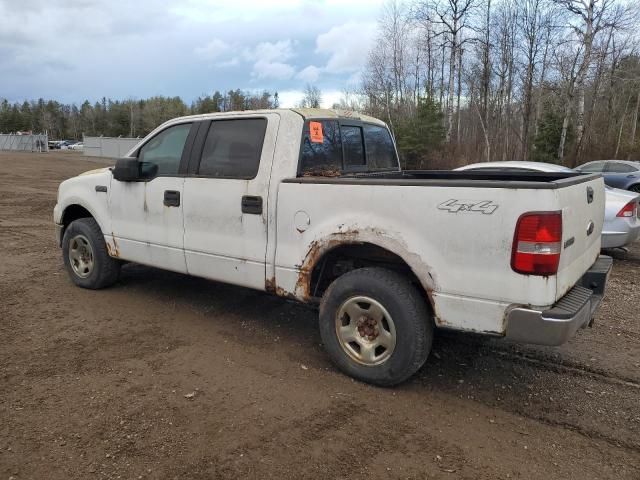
[
  {"left": 194, "top": 39, "right": 230, "bottom": 60},
  {"left": 252, "top": 60, "right": 295, "bottom": 80},
  {"left": 0, "top": 0, "right": 387, "bottom": 103},
  {"left": 244, "top": 40, "right": 296, "bottom": 80},
  {"left": 296, "top": 65, "right": 320, "bottom": 83},
  {"left": 316, "top": 21, "right": 377, "bottom": 73}
]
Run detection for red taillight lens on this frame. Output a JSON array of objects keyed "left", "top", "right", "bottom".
[
  {"left": 616, "top": 201, "right": 637, "bottom": 218},
  {"left": 511, "top": 212, "right": 562, "bottom": 276}
]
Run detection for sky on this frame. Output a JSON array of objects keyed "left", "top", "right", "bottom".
[{"left": 0, "top": 0, "right": 385, "bottom": 108}]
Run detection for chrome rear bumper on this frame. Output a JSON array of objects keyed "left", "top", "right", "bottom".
[{"left": 505, "top": 256, "right": 613, "bottom": 346}]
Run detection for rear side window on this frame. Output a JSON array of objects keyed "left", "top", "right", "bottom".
[
  {"left": 364, "top": 124, "right": 398, "bottom": 170},
  {"left": 606, "top": 162, "right": 637, "bottom": 173},
  {"left": 300, "top": 120, "right": 342, "bottom": 175},
  {"left": 198, "top": 118, "right": 267, "bottom": 179}
]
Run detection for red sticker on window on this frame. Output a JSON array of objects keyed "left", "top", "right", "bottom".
[{"left": 309, "top": 121, "right": 324, "bottom": 143}]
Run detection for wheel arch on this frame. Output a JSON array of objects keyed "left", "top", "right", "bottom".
[
  {"left": 59, "top": 202, "right": 110, "bottom": 250},
  {"left": 293, "top": 232, "right": 438, "bottom": 312},
  {"left": 61, "top": 204, "right": 94, "bottom": 228}
]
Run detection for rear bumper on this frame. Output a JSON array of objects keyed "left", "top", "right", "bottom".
[
  {"left": 505, "top": 255, "right": 613, "bottom": 346},
  {"left": 601, "top": 223, "right": 640, "bottom": 249}
]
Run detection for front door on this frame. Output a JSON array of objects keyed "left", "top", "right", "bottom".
[
  {"left": 182, "top": 115, "right": 278, "bottom": 290},
  {"left": 108, "top": 122, "right": 195, "bottom": 273}
]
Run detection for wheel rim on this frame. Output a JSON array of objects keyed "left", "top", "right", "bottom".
[
  {"left": 335, "top": 296, "right": 396, "bottom": 366},
  {"left": 68, "top": 234, "right": 94, "bottom": 278}
]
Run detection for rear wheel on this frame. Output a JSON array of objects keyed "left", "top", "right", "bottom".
[
  {"left": 319, "top": 267, "right": 432, "bottom": 386},
  {"left": 62, "top": 218, "right": 120, "bottom": 289},
  {"left": 629, "top": 184, "right": 640, "bottom": 194}
]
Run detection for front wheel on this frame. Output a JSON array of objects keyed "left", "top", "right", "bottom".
[
  {"left": 62, "top": 217, "right": 120, "bottom": 289},
  {"left": 319, "top": 267, "right": 433, "bottom": 386}
]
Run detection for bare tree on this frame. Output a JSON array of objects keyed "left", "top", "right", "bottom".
[
  {"left": 416, "top": 0, "right": 476, "bottom": 142},
  {"left": 299, "top": 84, "right": 323, "bottom": 109},
  {"left": 517, "top": 0, "right": 550, "bottom": 160},
  {"left": 356, "top": 0, "right": 640, "bottom": 167},
  {"left": 553, "top": 0, "right": 629, "bottom": 164}
]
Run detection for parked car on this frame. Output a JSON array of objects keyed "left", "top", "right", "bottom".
[
  {"left": 54, "top": 109, "right": 612, "bottom": 386},
  {"left": 70, "top": 142, "right": 84, "bottom": 150},
  {"left": 456, "top": 161, "right": 640, "bottom": 249},
  {"left": 48, "top": 140, "right": 62, "bottom": 150},
  {"left": 59, "top": 140, "right": 78, "bottom": 150},
  {"left": 575, "top": 160, "right": 640, "bottom": 193}
]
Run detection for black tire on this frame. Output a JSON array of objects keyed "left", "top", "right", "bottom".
[
  {"left": 629, "top": 184, "right": 640, "bottom": 194},
  {"left": 319, "top": 267, "right": 433, "bottom": 387},
  {"left": 62, "top": 217, "right": 120, "bottom": 289}
]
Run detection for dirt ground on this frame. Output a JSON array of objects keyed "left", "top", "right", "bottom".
[{"left": 1, "top": 150, "right": 639, "bottom": 480}]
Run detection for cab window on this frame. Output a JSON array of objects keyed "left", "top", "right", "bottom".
[
  {"left": 299, "top": 120, "right": 398, "bottom": 175},
  {"left": 299, "top": 120, "right": 343, "bottom": 175},
  {"left": 342, "top": 125, "right": 365, "bottom": 168},
  {"left": 364, "top": 124, "right": 398, "bottom": 170},
  {"left": 138, "top": 123, "right": 192, "bottom": 175},
  {"left": 198, "top": 118, "right": 267, "bottom": 179}
]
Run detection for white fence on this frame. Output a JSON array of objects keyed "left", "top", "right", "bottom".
[
  {"left": 0, "top": 134, "right": 48, "bottom": 152},
  {"left": 83, "top": 136, "right": 142, "bottom": 158}
]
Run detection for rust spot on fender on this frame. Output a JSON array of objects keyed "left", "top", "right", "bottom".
[
  {"left": 106, "top": 234, "right": 120, "bottom": 258},
  {"left": 268, "top": 227, "right": 437, "bottom": 307},
  {"left": 293, "top": 229, "right": 367, "bottom": 302},
  {"left": 265, "top": 276, "right": 300, "bottom": 300},
  {"left": 265, "top": 276, "right": 277, "bottom": 293}
]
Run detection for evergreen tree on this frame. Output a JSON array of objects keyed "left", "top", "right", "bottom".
[{"left": 394, "top": 98, "right": 445, "bottom": 169}]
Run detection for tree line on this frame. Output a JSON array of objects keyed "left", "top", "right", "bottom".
[
  {"left": 350, "top": 0, "right": 640, "bottom": 169},
  {"left": 0, "top": 90, "right": 280, "bottom": 140}
]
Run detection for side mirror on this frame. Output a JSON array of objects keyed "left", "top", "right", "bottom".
[
  {"left": 113, "top": 157, "right": 140, "bottom": 182},
  {"left": 112, "top": 158, "right": 159, "bottom": 182}
]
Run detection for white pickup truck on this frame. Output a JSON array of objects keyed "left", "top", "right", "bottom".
[{"left": 54, "top": 108, "right": 612, "bottom": 386}]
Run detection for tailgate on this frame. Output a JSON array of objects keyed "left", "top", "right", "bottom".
[{"left": 555, "top": 176, "right": 605, "bottom": 301}]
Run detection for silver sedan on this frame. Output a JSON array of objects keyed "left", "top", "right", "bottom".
[{"left": 455, "top": 161, "right": 640, "bottom": 249}]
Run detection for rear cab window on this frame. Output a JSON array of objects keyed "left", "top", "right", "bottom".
[{"left": 299, "top": 119, "right": 398, "bottom": 176}]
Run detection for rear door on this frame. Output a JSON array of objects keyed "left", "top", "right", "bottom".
[{"left": 182, "top": 114, "right": 279, "bottom": 290}]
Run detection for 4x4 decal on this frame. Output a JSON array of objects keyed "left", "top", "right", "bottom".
[{"left": 438, "top": 199, "right": 499, "bottom": 214}]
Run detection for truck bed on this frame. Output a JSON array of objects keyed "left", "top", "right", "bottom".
[{"left": 277, "top": 169, "right": 605, "bottom": 334}]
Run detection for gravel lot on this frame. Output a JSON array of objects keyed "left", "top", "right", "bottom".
[{"left": 1, "top": 150, "right": 639, "bottom": 479}]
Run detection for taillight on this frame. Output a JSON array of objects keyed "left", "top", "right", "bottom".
[
  {"left": 616, "top": 201, "right": 637, "bottom": 218},
  {"left": 511, "top": 212, "right": 563, "bottom": 276}
]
